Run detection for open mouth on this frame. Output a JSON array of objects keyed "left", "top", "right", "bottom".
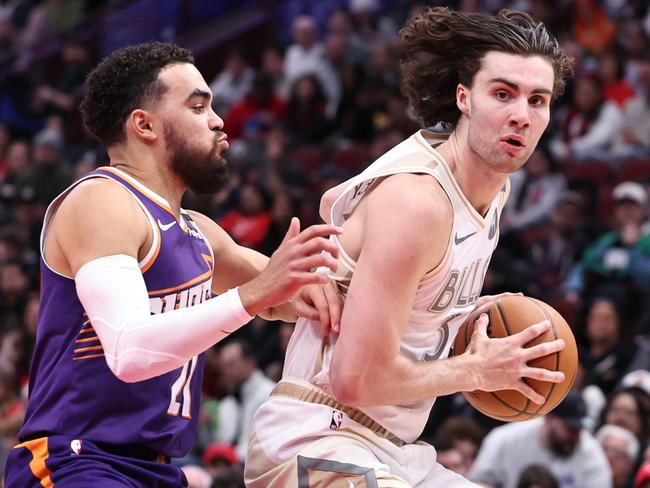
[{"left": 504, "top": 137, "right": 524, "bottom": 147}]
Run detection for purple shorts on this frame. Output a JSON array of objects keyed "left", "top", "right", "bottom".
[{"left": 4, "top": 435, "right": 188, "bottom": 487}]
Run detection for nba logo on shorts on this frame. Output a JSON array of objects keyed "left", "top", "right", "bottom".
[
  {"left": 70, "top": 439, "right": 82, "bottom": 455},
  {"left": 330, "top": 410, "right": 343, "bottom": 430}
]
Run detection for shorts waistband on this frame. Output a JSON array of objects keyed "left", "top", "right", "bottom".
[
  {"left": 94, "top": 442, "right": 170, "bottom": 464},
  {"left": 19, "top": 434, "right": 169, "bottom": 464},
  {"left": 271, "top": 380, "right": 406, "bottom": 447}
]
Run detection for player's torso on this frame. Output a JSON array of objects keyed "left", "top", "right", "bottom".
[
  {"left": 21, "top": 166, "right": 214, "bottom": 457},
  {"left": 283, "top": 130, "right": 509, "bottom": 442}
]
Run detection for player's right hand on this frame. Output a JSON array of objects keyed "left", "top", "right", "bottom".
[
  {"left": 239, "top": 218, "right": 342, "bottom": 316},
  {"left": 463, "top": 313, "right": 566, "bottom": 404}
]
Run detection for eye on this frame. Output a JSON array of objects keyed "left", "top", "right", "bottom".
[
  {"left": 495, "top": 90, "right": 510, "bottom": 101},
  {"left": 193, "top": 105, "right": 206, "bottom": 113},
  {"left": 529, "top": 96, "right": 548, "bottom": 107}
]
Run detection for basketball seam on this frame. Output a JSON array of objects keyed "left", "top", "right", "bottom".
[
  {"left": 489, "top": 298, "right": 534, "bottom": 417},
  {"left": 530, "top": 297, "right": 564, "bottom": 415}
]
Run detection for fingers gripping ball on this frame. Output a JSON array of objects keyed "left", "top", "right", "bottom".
[{"left": 453, "top": 296, "right": 578, "bottom": 422}]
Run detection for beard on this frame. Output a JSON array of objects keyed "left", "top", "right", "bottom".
[
  {"left": 548, "top": 430, "right": 579, "bottom": 458},
  {"left": 164, "top": 122, "right": 230, "bottom": 194}
]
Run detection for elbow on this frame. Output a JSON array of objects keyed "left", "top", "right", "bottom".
[
  {"left": 106, "top": 356, "right": 150, "bottom": 383},
  {"left": 330, "top": 362, "right": 372, "bottom": 407}
]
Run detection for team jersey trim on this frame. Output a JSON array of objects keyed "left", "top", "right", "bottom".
[
  {"left": 147, "top": 270, "right": 212, "bottom": 296},
  {"left": 14, "top": 437, "right": 53, "bottom": 487},
  {"left": 101, "top": 166, "right": 189, "bottom": 232},
  {"left": 413, "top": 130, "right": 489, "bottom": 229}
]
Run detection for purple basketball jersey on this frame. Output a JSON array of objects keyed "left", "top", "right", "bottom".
[{"left": 19, "top": 166, "right": 214, "bottom": 458}]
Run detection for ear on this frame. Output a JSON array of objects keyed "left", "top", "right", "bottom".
[
  {"left": 456, "top": 83, "right": 471, "bottom": 116},
  {"left": 127, "top": 109, "right": 158, "bottom": 143}
]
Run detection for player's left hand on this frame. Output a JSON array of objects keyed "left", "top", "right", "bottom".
[{"left": 291, "top": 280, "right": 343, "bottom": 336}]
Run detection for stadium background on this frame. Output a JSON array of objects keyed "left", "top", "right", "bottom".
[{"left": 0, "top": 0, "right": 649, "bottom": 487}]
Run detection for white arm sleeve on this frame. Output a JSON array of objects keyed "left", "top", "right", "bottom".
[{"left": 75, "top": 254, "right": 254, "bottom": 383}]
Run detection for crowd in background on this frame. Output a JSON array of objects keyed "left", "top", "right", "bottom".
[{"left": 1, "top": 0, "right": 650, "bottom": 487}]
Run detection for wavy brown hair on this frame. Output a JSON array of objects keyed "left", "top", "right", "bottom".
[{"left": 399, "top": 7, "right": 574, "bottom": 129}]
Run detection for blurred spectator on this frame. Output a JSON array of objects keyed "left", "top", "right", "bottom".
[
  {"left": 209, "top": 50, "right": 255, "bottom": 119},
  {"left": 327, "top": 10, "right": 367, "bottom": 67},
  {"left": 598, "top": 387, "right": 650, "bottom": 446},
  {"left": 203, "top": 442, "right": 239, "bottom": 480},
  {"left": 217, "top": 183, "right": 272, "bottom": 250},
  {"left": 435, "top": 416, "right": 485, "bottom": 475},
  {"left": 528, "top": 191, "right": 589, "bottom": 293},
  {"left": 550, "top": 74, "right": 623, "bottom": 163},
  {"left": 0, "top": 368, "right": 25, "bottom": 482},
  {"left": 563, "top": 182, "right": 650, "bottom": 316},
  {"left": 516, "top": 464, "right": 560, "bottom": 488},
  {"left": 283, "top": 74, "right": 330, "bottom": 145},
  {"left": 469, "top": 391, "right": 612, "bottom": 488},
  {"left": 259, "top": 47, "right": 288, "bottom": 97},
  {"left": 598, "top": 50, "right": 636, "bottom": 109},
  {"left": 572, "top": 0, "right": 616, "bottom": 55},
  {"left": 0, "top": 124, "right": 9, "bottom": 175},
  {"left": 612, "top": 57, "right": 650, "bottom": 163},
  {"left": 434, "top": 436, "right": 469, "bottom": 477},
  {"left": 181, "top": 464, "right": 213, "bottom": 488},
  {"left": 334, "top": 64, "right": 375, "bottom": 143},
  {"left": 16, "top": 125, "right": 71, "bottom": 205},
  {"left": 214, "top": 338, "right": 275, "bottom": 460},
  {"left": 502, "top": 146, "right": 567, "bottom": 232},
  {"left": 283, "top": 16, "right": 329, "bottom": 97},
  {"left": 637, "top": 462, "right": 650, "bottom": 488},
  {"left": 581, "top": 296, "right": 636, "bottom": 396},
  {"left": 263, "top": 322, "right": 294, "bottom": 383},
  {"left": 211, "top": 466, "right": 245, "bottom": 488},
  {"left": 597, "top": 424, "right": 640, "bottom": 488},
  {"left": 224, "top": 74, "right": 286, "bottom": 141},
  {"left": 0, "top": 263, "right": 29, "bottom": 330},
  {"left": 260, "top": 193, "right": 298, "bottom": 257},
  {"left": 31, "top": 38, "right": 90, "bottom": 119}
]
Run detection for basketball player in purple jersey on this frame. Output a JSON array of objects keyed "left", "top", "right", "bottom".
[{"left": 5, "top": 42, "right": 342, "bottom": 487}]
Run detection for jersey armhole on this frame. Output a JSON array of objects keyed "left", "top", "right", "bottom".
[{"left": 40, "top": 175, "right": 160, "bottom": 278}]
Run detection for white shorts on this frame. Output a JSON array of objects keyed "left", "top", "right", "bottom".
[{"left": 244, "top": 380, "right": 478, "bottom": 488}]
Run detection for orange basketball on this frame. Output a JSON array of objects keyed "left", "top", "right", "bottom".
[{"left": 452, "top": 295, "right": 578, "bottom": 422}]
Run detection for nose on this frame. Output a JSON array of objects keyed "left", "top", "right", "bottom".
[
  {"left": 508, "top": 98, "right": 530, "bottom": 129},
  {"left": 209, "top": 107, "right": 224, "bottom": 131}
]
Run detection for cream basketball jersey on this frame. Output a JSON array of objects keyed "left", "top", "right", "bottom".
[{"left": 281, "top": 129, "right": 510, "bottom": 443}]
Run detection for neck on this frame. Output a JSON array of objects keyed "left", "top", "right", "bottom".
[
  {"left": 590, "top": 338, "right": 615, "bottom": 356},
  {"left": 107, "top": 144, "right": 186, "bottom": 217},
  {"left": 435, "top": 126, "right": 509, "bottom": 216}
]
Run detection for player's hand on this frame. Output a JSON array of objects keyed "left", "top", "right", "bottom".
[
  {"left": 463, "top": 313, "right": 566, "bottom": 404},
  {"left": 239, "top": 218, "right": 342, "bottom": 315},
  {"left": 291, "top": 280, "right": 343, "bottom": 335}
]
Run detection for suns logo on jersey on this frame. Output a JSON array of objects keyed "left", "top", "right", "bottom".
[{"left": 149, "top": 281, "right": 212, "bottom": 315}]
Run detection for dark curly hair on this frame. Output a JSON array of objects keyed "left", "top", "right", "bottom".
[
  {"left": 399, "top": 7, "right": 574, "bottom": 129},
  {"left": 79, "top": 42, "right": 194, "bottom": 147}
]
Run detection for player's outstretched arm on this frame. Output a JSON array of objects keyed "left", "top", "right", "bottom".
[
  {"left": 55, "top": 181, "right": 341, "bottom": 382},
  {"left": 189, "top": 210, "right": 343, "bottom": 332},
  {"left": 328, "top": 175, "right": 565, "bottom": 407}
]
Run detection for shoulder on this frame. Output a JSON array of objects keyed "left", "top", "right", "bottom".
[
  {"left": 58, "top": 176, "right": 141, "bottom": 221},
  {"left": 359, "top": 173, "right": 453, "bottom": 269},
  {"left": 364, "top": 173, "right": 453, "bottom": 229}
]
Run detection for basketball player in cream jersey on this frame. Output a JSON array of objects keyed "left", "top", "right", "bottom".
[{"left": 245, "top": 8, "right": 575, "bottom": 488}]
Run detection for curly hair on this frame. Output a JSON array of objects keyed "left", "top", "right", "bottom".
[
  {"left": 399, "top": 8, "right": 574, "bottom": 129},
  {"left": 79, "top": 42, "right": 194, "bottom": 147}
]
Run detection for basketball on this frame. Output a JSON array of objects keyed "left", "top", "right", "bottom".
[{"left": 452, "top": 295, "right": 578, "bottom": 422}]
